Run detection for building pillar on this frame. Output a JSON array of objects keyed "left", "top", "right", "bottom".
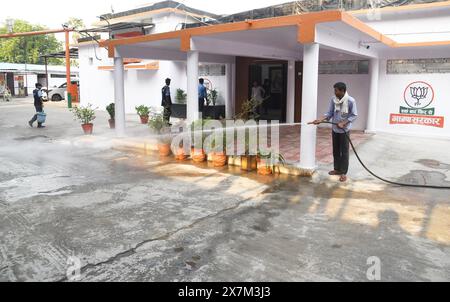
[
  {"left": 114, "top": 55, "right": 126, "bottom": 137},
  {"left": 231, "top": 60, "right": 236, "bottom": 117},
  {"left": 286, "top": 60, "right": 296, "bottom": 124},
  {"left": 366, "top": 58, "right": 380, "bottom": 133},
  {"left": 225, "top": 62, "right": 233, "bottom": 119},
  {"left": 299, "top": 43, "right": 320, "bottom": 171},
  {"left": 187, "top": 50, "right": 199, "bottom": 122}
]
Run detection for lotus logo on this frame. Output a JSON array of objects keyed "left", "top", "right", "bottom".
[
  {"left": 410, "top": 87, "right": 428, "bottom": 107},
  {"left": 404, "top": 82, "right": 434, "bottom": 109}
]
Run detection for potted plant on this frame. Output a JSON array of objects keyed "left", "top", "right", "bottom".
[
  {"left": 148, "top": 112, "right": 172, "bottom": 157},
  {"left": 190, "top": 119, "right": 211, "bottom": 163},
  {"left": 175, "top": 88, "right": 187, "bottom": 104},
  {"left": 71, "top": 104, "right": 97, "bottom": 135},
  {"left": 136, "top": 105, "right": 150, "bottom": 124},
  {"left": 106, "top": 103, "right": 115, "bottom": 129},
  {"left": 207, "top": 89, "right": 219, "bottom": 107},
  {"left": 208, "top": 130, "right": 228, "bottom": 167},
  {"left": 175, "top": 141, "right": 189, "bottom": 161},
  {"left": 235, "top": 98, "right": 263, "bottom": 171},
  {"left": 257, "top": 149, "right": 286, "bottom": 175}
]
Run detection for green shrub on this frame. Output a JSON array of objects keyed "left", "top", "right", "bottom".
[
  {"left": 71, "top": 104, "right": 97, "bottom": 125},
  {"left": 135, "top": 105, "right": 150, "bottom": 117},
  {"left": 106, "top": 103, "right": 115, "bottom": 120}
]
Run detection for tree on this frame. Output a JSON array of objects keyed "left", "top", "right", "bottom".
[
  {"left": 0, "top": 19, "right": 63, "bottom": 65},
  {"left": 66, "top": 17, "right": 86, "bottom": 45}
]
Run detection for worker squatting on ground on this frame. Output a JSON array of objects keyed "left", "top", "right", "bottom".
[
  {"left": 28, "top": 83, "right": 45, "bottom": 129},
  {"left": 161, "top": 78, "right": 172, "bottom": 125},
  {"left": 311, "top": 82, "right": 358, "bottom": 183}
]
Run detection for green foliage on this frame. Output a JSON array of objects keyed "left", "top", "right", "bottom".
[
  {"left": 175, "top": 89, "right": 187, "bottom": 104},
  {"left": 71, "top": 104, "right": 97, "bottom": 124},
  {"left": 135, "top": 105, "right": 150, "bottom": 117},
  {"left": 106, "top": 103, "right": 115, "bottom": 120},
  {"left": 190, "top": 118, "right": 212, "bottom": 149},
  {"left": 235, "top": 98, "right": 262, "bottom": 121},
  {"left": 148, "top": 112, "right": 171, "bottom": 144},
  {"left": 0, "top": 19, "right": 63, "bottom": 65},
  {"left": 66, "top": 17, "right": 85, "bottom": 44},
  {"left": 258, "top": 149, "right": 286, "bottom": 168},
  {"left": 207, "top": 89, "right": 219, "bottom": 106}
]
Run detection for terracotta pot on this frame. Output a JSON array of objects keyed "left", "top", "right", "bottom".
[
  {"left": 81, "top": 123, "right": 93, "bottom": 135},
  {"left": 212, "top": 152, "right": 228, "bottom": 167},
  {"left": 241, "top": 155, "right": 257, "bottom": 171},
  {"left": 108, "top": 119, "right": 115, "bottom": 129},
  {"left": 140, "top": 115, "right": 149, "bottom": 124},
  {"left": 192, "top": 149, "right": 206, "bottom": 163},
  {"left": 158, "top": 143, "right": 171, "bottom": 157},
  {"left": 175, "top": 147, "right": 189, "bottom": 161},
  {"left": 257, "top": 160, "right": 273, "bottom": 175}
]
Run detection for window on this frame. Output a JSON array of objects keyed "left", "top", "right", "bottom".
[
  {"left": 319, "top": 60, "right": 369, "bottom": 75},
  {"left": 199, "top": 64, "right": 226, "bottom": 76},
  {"left": 387, "top": 58, "right": 450, "bottom": 74}
]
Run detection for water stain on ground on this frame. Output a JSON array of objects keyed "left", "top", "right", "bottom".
[
  {"left": 14, "top": 135, "right": 49, "bottom": 141},
  {"left": 416, "top": 159, "right": 450, "bottom": 170}
]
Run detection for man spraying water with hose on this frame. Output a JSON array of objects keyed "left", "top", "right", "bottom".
[{"left": 310, "top": 82, "right": 358, "bottom": 183}]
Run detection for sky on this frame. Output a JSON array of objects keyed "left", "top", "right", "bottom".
[{"left": 1, "top": 0, "right": 290, "bottom": 30}]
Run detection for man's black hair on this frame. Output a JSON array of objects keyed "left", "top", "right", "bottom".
[
  {"left": 35, "top": 83, "right": 42, "bottom": 88},
  {"left": 165, "top": 78, "right": 171, "bottom": 85},
  {"left": 334, "top": 82, "right": 347, "bottom": 92},
  {"left": 199, "top": 78, "right": 204, "bottom": 84}
]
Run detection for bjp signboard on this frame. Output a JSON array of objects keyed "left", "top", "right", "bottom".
[{"left": 390, "top": 81, "right": 444, "bottom": 128}]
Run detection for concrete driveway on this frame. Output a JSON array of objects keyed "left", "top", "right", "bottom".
[{"left": 0, "top": 99, "right": 449, "bottom": 281}]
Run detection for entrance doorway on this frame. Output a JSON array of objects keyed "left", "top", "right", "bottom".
[
  {"left": 249, "top": 61, "right": 287, "bottom": 122},
  {"left": 235, "top": 57, "right": 303, "bottom": 123}
]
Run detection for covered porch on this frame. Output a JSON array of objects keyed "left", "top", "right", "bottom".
[{"left": 100, "top": 9, "right": 449, "bottom": 173}]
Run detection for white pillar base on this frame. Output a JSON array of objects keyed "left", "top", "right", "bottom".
[
  {"left": 366, "top": 58, "right": 380, "bottom": 133},
  {"left": 187, "top": 50, "right": 199, "bottom": 122},
  {"left": 114, "top": 56, "right": 126, "bottom": 137},
  {"left": 286, "top": 60, "right": 296, "bottom": 124},
  {"left": 299, "top": 43, "right": 320, "bottom": 170}
]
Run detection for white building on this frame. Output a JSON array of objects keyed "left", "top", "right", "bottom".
[
  {"left": 77, "top": 1, "right": 225, "bottom": 114},
  {"left": 79, "top": 0, "right": 450, "bottom": 172},
  {"left": 0, "top": 62, "right": 78, "bottom": 97}
]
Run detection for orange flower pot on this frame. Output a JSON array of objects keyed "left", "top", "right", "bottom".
[
  {"left": 257, "top": 158, "right": 274, "bottom": 175},
  {"left": 212, "top": 152, "right": 228, "bottom": 167},
  {"left": 158, "top": 143, "right": 171, "bottom": 157},
  {"left": 140, "top": 115, "right": 149, "bottom": 124},
  {"left": 81, "top": 123, "right": 93, "bottom": 135},
  {"left": 108, "top": 119, "right": 115, "bottom": 129},
  {"left": 192, "top": 149, "right": 206, "bottom": 163},
  {"left": 175, "top": 147, "right": 189, "bottom": 161}
]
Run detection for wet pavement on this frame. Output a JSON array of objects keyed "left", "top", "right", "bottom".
[{"left": 0, "top": 99, "right": 449, "bottom": 281}]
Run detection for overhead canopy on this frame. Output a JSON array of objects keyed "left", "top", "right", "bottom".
[{"left": 40, "top": 48, "right": 78, "bottom": 59}]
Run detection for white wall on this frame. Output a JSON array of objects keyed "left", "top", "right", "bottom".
[
  {"left": 375, "top": 60, "right": 450, "bottom": 139},
  {"left": 317, "top": 74, "right": 370, "bottom": 131},
  {"left": 78, "top": 44, "right": 191, "bottom": 113}
]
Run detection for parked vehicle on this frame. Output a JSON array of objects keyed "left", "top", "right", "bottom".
[{"left": 46, "top": 80, "right": 79, "bottom": 102}]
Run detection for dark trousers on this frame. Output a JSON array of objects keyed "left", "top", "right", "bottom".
[
  {"left": 332, "top": 131, "right": 350, "bottom": 175},
  {"left": 198, "top": 98, "right": 205, "bottom": 116},
  {"left": 30, "top": 105, "right": 43, "bottom": 126},
  {"left": 163, "top": 105, "right": 172, "bottom": 124}
]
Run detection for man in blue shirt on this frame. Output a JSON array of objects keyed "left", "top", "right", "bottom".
[
  {"left": 311, "top": 82, "right": 358, "bottom": 182},
  {"left": 198, "top": 78, "right": 208, "bottom": 116},
  {"left": 29, "top": 83, "right": 45, "bottom": 128}
]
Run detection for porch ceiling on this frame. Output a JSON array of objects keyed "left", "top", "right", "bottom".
[{"left": 105, "top": 8, "right": 450, "bottom": 63}]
